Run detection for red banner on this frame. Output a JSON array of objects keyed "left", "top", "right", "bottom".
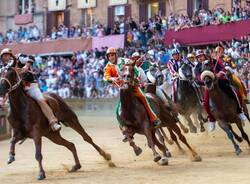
[
  {"left": 14, "top": 14, "right": 33, "bottom": 25},
  {"left": 164, "top": 19, "right": 250, "bottom": 46},
  {"left": 92, "top": 34, "right": 125, "bottom": 50}
]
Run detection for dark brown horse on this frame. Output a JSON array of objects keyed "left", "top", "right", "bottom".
[
  {"left": 0, "top": 67, "right": 112, "bottom": 180},
  {"left": 202, "top": 70, "right": 250, "bottom": 155},
  {"left": 120, "top": 63, "right": 202, "bottom": 163},
  {"left": 148, "top": 64, "right": 207, "bottom": 133}
]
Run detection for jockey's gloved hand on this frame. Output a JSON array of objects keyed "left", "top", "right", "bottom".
[
  {"left": 173, "top": 72, "right": 179, "bottom": 78},
  {"left": 110, "top": 77, "right": 120, "bottom": 83}
]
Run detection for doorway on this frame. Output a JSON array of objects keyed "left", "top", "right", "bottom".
[{"left": 148, "top": 2, "right": 159, "bottom": 18}]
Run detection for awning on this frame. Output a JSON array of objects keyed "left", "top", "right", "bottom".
[{"left": 164, "top": 19, "right": 250, "bottom": 46}]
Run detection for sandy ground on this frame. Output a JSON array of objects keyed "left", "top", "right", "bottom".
[{"left": 1, "top": 110, "right": 250, "bottom": 184}]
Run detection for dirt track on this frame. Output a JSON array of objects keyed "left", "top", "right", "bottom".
[{"left": 1, "top": 110, "right": 250, "bottom": 184}]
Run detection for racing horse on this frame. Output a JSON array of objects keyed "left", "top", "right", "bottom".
[
  {"left": 148, "top": 63, "right": 207, "bottom": 133},
  {"left": 201, "top": 69, "right": 250, "bottom": 155},
  {"left": 120, "top": 62, "right": 202, "bottom": 163},
  {"left": 0, "top": 67, "right": 112, "bottom": 180}
]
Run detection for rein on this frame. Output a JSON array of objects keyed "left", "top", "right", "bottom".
[{"left": 0, "top": 68, "right": 22, "bottom": 94}]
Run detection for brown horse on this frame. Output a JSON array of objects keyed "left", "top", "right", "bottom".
[
  {"left": 0, "top": 67, "right": 112, "bottom": 180},
  {"left": 120, "top": 63, "right": 202, "bottom": 163},
  {"left": 202, "top": 70, "right": 250, "bottom": 155}
]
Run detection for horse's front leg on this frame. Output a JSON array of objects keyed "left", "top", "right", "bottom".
[
  {"left": 144, "top": 124, "right": 161, "bottom": 162},
  {"left": 123, "top": 127, "right": 142, "bottom": 156},
  {"left": 33, "top": 136, "right": 46, "bottom": 180},
  {"left": 7, "top": 129, "right": 19, "bottom": 164}
]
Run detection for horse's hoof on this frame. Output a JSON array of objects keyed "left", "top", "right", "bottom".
[
  {"left": 192, "top": 155, "right": 202, "bottom": 162},
  {"left": 190, "top": 127, "right": 197, "bottom": 133},
  {"left": 158, "top": 157, "right": 168, "bottom": 166},
  {"left": 235, "top": 148, "right": 242, "bottom": 156},
  {"left": 7, "top": 155, "right": 15, "bottom": 164},
  {"left": 237, "top": 137, "right": 243, "bottom": 143},
  {"left": 200, "top": 127, "right": 206, "bottom": 133},
  {"left": 166, "top": 151, "right": 172, "bottom": 158},
  {"left": 153, "top": 154, "right": 161, "bottom": 162},
  {"left": 104, "top": 153, "right": 112, "bottom": 161},
  {"left": 37, "top": 173, "right": 46, "bottom": 180},
  {"left": 70, "top": 164, "right": 81, "bottom": 172},
  {"left": 134, "top": 147, "right": 142, "bottom": 156},
  {"left": 166, "top": 139, "right": 174, "bottom": 145},
  {"left": 183, "top": 128, "right": 189, "bottom": 134}
]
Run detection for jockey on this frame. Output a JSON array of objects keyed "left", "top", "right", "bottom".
[
  {"left": 130, "top": 51, "right": 147, "bottom": 88},
  {"left": 0, "top": 48, "right": 16, "bottom": 68},
  {"left": 195, "top": 49, "right": 247, "bottom": 131},
  {"left": 214, "top": 46, "right": 225, "bottom": 63},
  {"left": 186, "top": 53, "right": 196, "bottom": 66},
  {"left": 167, "top": 48, "right": 184, "bottom": 102},
  {"left": 223, "top": 55, "right": 248, "bottom": 103},
  {"left": 0, "top": 48, "right": 62, "bottom": 131},
  {"left": 223, "top": 55, "right": 237, "bottom": 69},
  {"left": 194, "top": 49, "right": 208, "bottom": 85},
  {"left": 103, "top": 47, "right": 161, "bottom": 140}
]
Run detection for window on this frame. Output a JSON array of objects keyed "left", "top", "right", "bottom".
[
  {"left": 114, "top": 6, "right": 125, "bottom": 21},
  {"left": 18, "top": 0, "right": 35, "bottom": 14}
]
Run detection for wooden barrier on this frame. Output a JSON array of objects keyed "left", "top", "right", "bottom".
[
  {"left": 0, "top": 109, "right": 11, "bottom": 140},
  {"left": 0, "top": 98, "right": 117, "bottom": 141}
]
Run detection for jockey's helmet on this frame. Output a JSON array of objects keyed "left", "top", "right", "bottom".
[
  {"left": 187, "top": 53, "right": 195, "bottom": 61},
  {"left": 215, "top": 46, "right": 224, "bottom": 54},
  {"left": 195, "top": 49, "right": 205, "bottom": 57},
  {"left": 132, "top": 52, "right": 140, "bottom": 58},
  {"left": 131, "top": 52, "right": 142, "bottom": 66},
  {"left": 106, "top": 47, "right": 117, "bottom": 55},
  {"left": 106, "top": 47, "right": 117, "bottom": 60},
  {"left": 17, "top": 54, "right": 35, "bottom": 64},
  {"left": 171, "top": 49, "right": 180, "bottom": 56},
  {"left": 0, "top": 48, "right": 13, "bottom": 58}
]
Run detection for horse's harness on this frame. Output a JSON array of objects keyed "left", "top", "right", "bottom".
[{"left": 0, "top": 67, "right": 22, "bottom": 94}]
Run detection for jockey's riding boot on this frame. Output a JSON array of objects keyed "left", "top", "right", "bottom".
[
  {"left": 51, "top": 122, "right": 62, "bottom": 131},
  {"left": 153, "top": 118, "right": 162, "bottom": 128},
  {"left": 208, "top": 121, "right": 216, "bottom": 132}
]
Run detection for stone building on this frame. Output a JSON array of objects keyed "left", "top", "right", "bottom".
[{"left": 0, "top": 0, "right": 244, "bottom": 35}]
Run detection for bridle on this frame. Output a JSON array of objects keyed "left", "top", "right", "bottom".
[{"left": 0, "top": 68, "right": 22, "bottom": 94}]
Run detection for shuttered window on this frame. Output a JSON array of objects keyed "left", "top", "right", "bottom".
[
  {"left": 187, "top": 0, "right": 194, "bottom": 17},
  {"left": 139, "top": 2, "right": 147, "bottom": 23}
]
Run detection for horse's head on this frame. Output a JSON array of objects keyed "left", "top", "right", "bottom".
[
  {"left": 147, "top": 66, "right": 164, "bottom": 86},
  {"left": 121, "top": 61, "right": 136, "bottom": 89},
  {"left": 178, "top": 62, "right": 194, "bottom": 81},
  {"left": 201, "top": 70, "right": 216, "bottom": 90},
  {"left": 0, "top": 67, "right": 22, "bottom": 97}
]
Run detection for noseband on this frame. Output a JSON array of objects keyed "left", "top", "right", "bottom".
[{"left": 0, "top": 68, "right": 22, "bottom": 94}]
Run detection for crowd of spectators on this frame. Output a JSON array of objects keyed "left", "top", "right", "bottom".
[
  {"left": 0, "top": 1, "right": 250, "bottom": 99},
  {"left": 34, "top": 48, "right": 119, "bottom": 99},
  {"left": 168, "top": 0, "right": 250, "bottom": 30},
  {"left": 32, "top": 33, "right": 250, "bottom": 99},
  {"left": 0, "top": 25, "right": 41, "bottom": 44},
  {"left": 1, "top": 1, "right": 250, "bottom": 45}
]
